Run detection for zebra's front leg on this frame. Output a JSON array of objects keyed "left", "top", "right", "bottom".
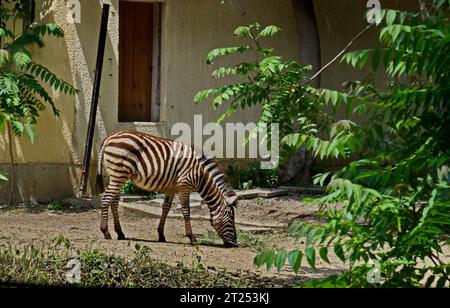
[
  {"left": 157, "top": 193, "right": 175, "bottom": 242},
  {"left": 179, "top": 192, "right": 197, "bottom": 244}
]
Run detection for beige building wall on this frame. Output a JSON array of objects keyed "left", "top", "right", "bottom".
[
  {"left": 0, "top": 0, "right": 302, "bottom": 202},
  {"left": 314, "top": 0, "right": 419, "bottom": 91},
  {"left": 0, "top": 0, "right": 420, "bottom": 203}
]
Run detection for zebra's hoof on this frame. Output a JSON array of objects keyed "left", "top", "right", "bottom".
[
  {"left": 117, "top": 234, "right": 126, "bottom": 241},
  {"left": 103, "top": 233, "right": 112, "bottom": 240},
  {"left": 158, "top": 236, "right": 166, "bottom": 243}
]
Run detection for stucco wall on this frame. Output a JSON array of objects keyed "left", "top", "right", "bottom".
[
  {"left": 0, "top": 0, "right": 301, "bottom": 202},
  {"left": 314, "top": 0, "right": 419, "bottom": 91},
  {"left": 0, "top": 0, "right": 421, "bottom": 202}
]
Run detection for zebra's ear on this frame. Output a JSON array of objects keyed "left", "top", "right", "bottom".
[{"left": 225, "top": 195, "right": 238, "bottom": 207}]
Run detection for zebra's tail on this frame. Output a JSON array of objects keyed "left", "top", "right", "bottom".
[{"left": 96, "top": 141, "right": 106, "bottom": 194}]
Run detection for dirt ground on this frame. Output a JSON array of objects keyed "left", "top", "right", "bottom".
[{"left": 0, "top": 194, "right": 346, "bottom": 285}]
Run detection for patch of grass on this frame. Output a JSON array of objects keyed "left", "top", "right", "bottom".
[
  {"left": 0, "top": 237, "right": 277, "bottom": 288},
  {"left": 197, "top": 230, "right": 268, "bottom": 253},
  {"left": 254, "top": 197, "right": 265, "bottom": 206}
]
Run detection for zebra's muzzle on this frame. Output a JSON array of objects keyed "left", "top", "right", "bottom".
[{"left": 223, "top": 241, "right": 239, "bottom": 248}]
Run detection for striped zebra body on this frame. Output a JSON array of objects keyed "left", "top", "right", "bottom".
[{"left": 96, "top": 130, "right": 238, "bottom": 247}]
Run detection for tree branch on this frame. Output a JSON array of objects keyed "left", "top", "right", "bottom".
[{"left": 308, "top": 23, "right": 375, "bottom": 84}]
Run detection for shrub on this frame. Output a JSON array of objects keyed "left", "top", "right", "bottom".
[
  {"left": 199, "top": 1, "right": 450, "bottom": 288},
  {"left": 226, "top": 163, "right": 280, "bottom": 190},
  {"left": 255, "top": 2, "right": 450, "bottom": 287}
]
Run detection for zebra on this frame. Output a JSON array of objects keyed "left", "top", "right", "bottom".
[{"left": 95, "top": 130, "right": 238, "bottom": 248}]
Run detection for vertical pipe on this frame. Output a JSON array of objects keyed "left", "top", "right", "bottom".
[{"left": 80, "top": 3, "right": 110, "bottom": 195}]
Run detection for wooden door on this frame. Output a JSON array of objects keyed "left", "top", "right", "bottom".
[{"left": 119, "top": 1, "right": 154, "bottom": 122}]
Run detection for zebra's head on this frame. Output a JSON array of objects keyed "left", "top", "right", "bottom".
[{"left": 211, "top": 194, "right": 238, "bottom": 248}]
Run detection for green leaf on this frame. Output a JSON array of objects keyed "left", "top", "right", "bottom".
[
  {"left": 386, "top": 10, "right": 396, "bottom": 26},
  {"left": 234, "top": 26, "right": 251, "bottom": 38},
  {"left": 287, "top": 250, "right": 303, "bottom": 273},
  {"left": 194, "top": 89, "right": 214, "bottom": 103},
  {"left": 372, "top": 48, "right": 382, "bottom": 71},
  {"left": 206, "top": 46, "right": 250, "bottom": 64},
  {"left": 334, "top": 243, "right": 346, "bottom": 262},
  {"left": 0, "top": 172, "right": 8, "bottom": 181},
  {"left": 265, "top": 250, "right": 276, "bottom": 271},
  {"left": 305, "top": 247, "right": 316, "bottom": 269},
  {"left": 319, "top": 247, "right": 331, "bottom": 264},
  {"left": 11, "top": 120, "right": 25, "bottom": 135},
  {"left": 275, "top": 250, "right": 287, "bottom": 272},
  {"left": 24, "top": 124, "right": 35, "bottom": 144},
  {"left": 254, "top": 252, "right": 265, "bottom": 268},
  {"left": 258, "top": 25, "right": 281, "bottom": 38},
  {"left": 306, "top": 228, "right": 318, "bottom": 247},
  {"left": 13, "top": 49, "right": 32, "bottom": 66}
]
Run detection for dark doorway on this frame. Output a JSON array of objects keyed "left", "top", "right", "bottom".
[{"left": 119, "top": 1, "right": 155, "bottom": 122}]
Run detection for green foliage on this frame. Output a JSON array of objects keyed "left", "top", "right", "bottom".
[
  {"left": 0, "top": 238, "right": 277, "bottom": 287},
  {"left": 194, "top": 23, "right": 334, "bottom": 164},
  {"left": 254, "top": 2, "right": 450, "bottom": 287},
  {"left": 226, "top": 163, "right": 280, "bottom": 189},
  {"left": 0, "top": 0, "right": 78, "bottom": 144},
  {"left": 47, "top": 201, "right": 63, "bottom": 211},
  {"left": 120, "top": 180, "right": 158, "bottom": 200},
  {"left": 120, "top": 180, "right": 144, "bottom": 195}
]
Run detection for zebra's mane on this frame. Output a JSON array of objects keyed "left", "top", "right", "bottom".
[{"left": 200, "top": 155, "right": 237, "bottom": 199}]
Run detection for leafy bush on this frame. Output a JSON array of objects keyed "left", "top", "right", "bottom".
[
  {"left": 194, "top": 23, "right": 331, "bottom": 164},
  {"left": 254, "top": 2, "right": 450, "bottom": 287},
  {"left": 120, "top": 181, "right": 144, "bottom": 195},
  {"left": 226, "top": 163, "right": 280, "bottom": 190},
  {"left": 120, "top": 180, "right": 157, "bottom": 200},
  {"left": 199, "top": 1, "right": 450, "bottom": 287},
  {"left": 47, "top": 201, "right": 63, "bottom": 211}
]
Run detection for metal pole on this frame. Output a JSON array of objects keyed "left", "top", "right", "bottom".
[{"left": 80, "top": 3, "right": 110, "bottom": 195}]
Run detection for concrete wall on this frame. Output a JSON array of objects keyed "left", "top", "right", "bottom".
[
  {"left": 0, "top": 0, "right": 301, "bottom": 202},
  {"left": 311, "top": 0, "right": 419, "bottom": 169},
  {"left": 314, "top": 0, "right": 419, "bottom": 91},
  {"left": 0, "top": 0, "right": 421, "bottom": 203}
]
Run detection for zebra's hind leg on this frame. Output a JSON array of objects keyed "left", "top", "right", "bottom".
[
  {"left": 101, "top": 178, "right": 127, "bottom": 240},
  {"left": 157, "top": 193, "right": 175, "bottom": 242},
  {"left": 100, "top": 197, "right": 112, "bottom": 240},
  {"left": 111, "top": 197, "right": 126, "bottom": 240},
  {"left": 178, "top": 192, "right": 197, "bottom": 245}
]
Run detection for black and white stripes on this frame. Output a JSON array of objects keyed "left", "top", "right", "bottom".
[{"left": 96, "top": 130, "right": 238, "bottom": 247}]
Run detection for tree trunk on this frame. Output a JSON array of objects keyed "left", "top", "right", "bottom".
[{"left": 281, "top": 0, "right": 321, "bottom": 185}]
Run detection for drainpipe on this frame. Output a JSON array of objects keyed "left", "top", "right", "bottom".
[{"left": 80, "top": 2, "right": 110, "bottom": 195}]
